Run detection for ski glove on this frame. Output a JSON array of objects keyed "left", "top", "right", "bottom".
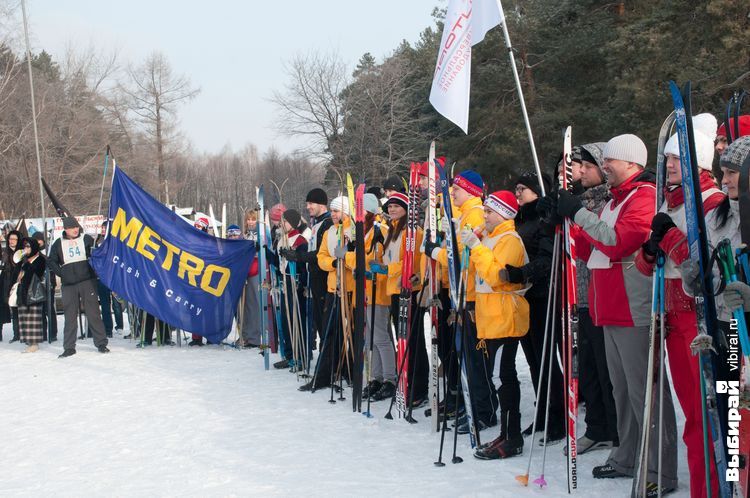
[
  {"left": 370, "top": 262, "right": 388, "bottom": 275},
  {"left": 499, "top": 264, "right": 525, "bottom": 284},
  {"left": 423, "top": 235, "right": 442, "bottom": 260},
  {"left": 557, "top": 190, "right": 583, "bottom": 219},
  {"left": 724, "top": 281, "right": 750, "bottom": 311},
  {"left": 650, "top": 212, "right": 676, "bottom": 241},
  {"left": 333, "top": 245, "right": 348, "bottom": 259},
  {"left": 280, "top": 248, "right": 298, "bottom": 262},
  {"left": 459, "top": 227, "right": 480, "bottom": 249},
  {"left": 536, "top": 194, "right": 562, "bottom": 225},
  {"left": 678, "top": 259, "right": 701, "bottom": 297}
]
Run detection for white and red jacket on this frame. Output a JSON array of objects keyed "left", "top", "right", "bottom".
[
  {"left": 573, "top": 170, "right": 656, "bottom": 327},
  {"left": 635, "top": 171, "right": 730, "bottom": 315}
]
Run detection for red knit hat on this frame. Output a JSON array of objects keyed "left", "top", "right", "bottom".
[
  {"left": 269, "top": 203, "right": 287, "bottom": 223},
  {"left": 383, "top": 192, "right": 409, "bottom": 210},
  {"left": 717, "top": 115, "right": 750, "bottom": 139},
  {"left": 194, "top": 217, "right": 209, "bottom": 229},
  {"left": 485, "top": 191, "right": 518, "bottom": 219}
]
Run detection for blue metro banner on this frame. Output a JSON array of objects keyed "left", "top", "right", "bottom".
[{"left": 91, "top": 168, "right": 254, "bottom": 343}]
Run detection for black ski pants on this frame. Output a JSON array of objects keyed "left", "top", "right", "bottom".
[
  {"left": 578, "top": 307, "right": 618, "bottom": 442},
  {"left": 520, "top": 294, "right": 565, "bottom": 432}
]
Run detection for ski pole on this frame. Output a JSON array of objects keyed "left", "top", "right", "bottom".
[
  {"left": 533, "top": 236, "right": 562, "bottom": 488},
  {"left": 517, "top": 231, "right": 560, "bottom": 486}
]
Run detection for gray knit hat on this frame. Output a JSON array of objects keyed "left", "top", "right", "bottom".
[
  {"left": 363, "top": 193, "right": 381, "bottom": 214},
  {"left": 603, "top": 134, "right": 648, "bottom": 167},
  {"left": 720, "top": 135, "right": 750, "bottom": 172}
]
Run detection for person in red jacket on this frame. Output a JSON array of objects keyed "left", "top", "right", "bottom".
[
  {"left": 637, "top": 117, "right": 736, "bottom": 498},
  {"left": 545, "top": 134, "right": 678, "bottom": 494}
]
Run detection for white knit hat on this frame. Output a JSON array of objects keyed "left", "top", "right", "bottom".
[
  {"left": 664, "top": 129, "right": 715, "bottom": 171},
  {"left": 603, "top": 134, "right": 648, "bottom": 167},
  {"left": 329, "top": 196, "right": 350, "bottom": 216}
]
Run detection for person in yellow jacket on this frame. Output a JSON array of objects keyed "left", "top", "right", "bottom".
[
  {"left": 343, "top": 194, "right": 395, "bottom": 401},
  {"left": 460, "top": 190, "right": 530, "bottom": 459},
  {"left": 301, "top": 195, "right": 352, "bottom": 392},
  {"left": 423, "top": 169, "right": 486, "bottom": 420},
  {"left": 370, "top": 191, "right": 427, "bottom": 405}
]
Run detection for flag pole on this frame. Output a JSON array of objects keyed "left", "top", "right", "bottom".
[
  {"left": 97, "top": 145, "right": 111, "bottom": 217},
  {"left": 496, "top": 0, "right": 546, "bottom": 195},
  {"left": 20, "top": 0, "right": 47, "bottom": 235}
]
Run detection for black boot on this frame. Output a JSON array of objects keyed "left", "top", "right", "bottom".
[
  {"left": 362, "top": 380, "right": 382, "bottom": 399},
  {"left": 58, "top": 349, "right": 76, "bottom": 358},
  {"left": 371, "top": 380, "right": 396, "bottom": 401}
]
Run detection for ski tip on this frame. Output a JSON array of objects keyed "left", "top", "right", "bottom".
[
  {"left": 533, "top": 476, "right": 547, "bottom": 489},
  {"left": 515, "top": 475, "right": 529, "bottom": 487}
]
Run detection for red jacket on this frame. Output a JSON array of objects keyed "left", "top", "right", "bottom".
[{"left": 574, "top": 170, "right": 656, "bottom": 327}]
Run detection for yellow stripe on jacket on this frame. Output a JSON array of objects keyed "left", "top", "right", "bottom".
[
  {"left": 469, "top": 219, "right": 530, "bottom": 340},
  {"left": 317, "top": 218, "right": 355, "bottom": 294}
]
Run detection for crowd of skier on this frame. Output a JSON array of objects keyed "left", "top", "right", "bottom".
[{"left": 1, "top": 105, "right": 749, "bottom": 497}]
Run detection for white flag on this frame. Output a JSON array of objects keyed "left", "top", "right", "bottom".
[{"left": 429, "top": 0, "right": 503, "bottom": 133}]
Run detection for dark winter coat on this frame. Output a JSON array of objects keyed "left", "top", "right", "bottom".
[
  {"left": 47, "top": 231, "right": 98, "bottom": 286},
  {"left": 515, "top": 200, "right": 555, "bottom": 300},
  {"left": 19, "top": 251, "right": 46, "bottom": 307},
  {"left": 0, "top": 230, "right": 22, "bottom": 323},
  {"left": 297, "top": 212, "right": 333, "bottom": 300}
]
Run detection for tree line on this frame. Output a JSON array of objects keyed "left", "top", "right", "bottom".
[{"left": 273, "top": 0, "right": 750, "bottom": 191}]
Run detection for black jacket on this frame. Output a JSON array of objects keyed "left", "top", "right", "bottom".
[
  {"left": 516, "top": 199, "right": 555, "bottom": 300},
  {"left": 296, "top": 213, "right": 332, "bottom": 297},
  {"left": 19, "top": 255, "right": 45, "bottom": 306},
  {"left": 48, "top": 232, "right": 98, "bottom": 286}
]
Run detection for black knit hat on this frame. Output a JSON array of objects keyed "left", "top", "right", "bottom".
[
  {"left": 63, "top": 217, "right": 77, "bottom": 229},
  {"left": 305, "top": 188, "right": 328, "bottom": 206},
  {"left": 282, "top": 209, "right": 303, "bottom": 230},
  {"left": 383, "top": 175, "right": 405, "bottom": 193},
  {"left": 513, "top": 172, "right": 550, "bottom": 197},
  {"left": 20, "top": 237, "right": 40, "bottom": 257},
  {"left": 367, "top": 186, "right": 384, "bottom": 198}
]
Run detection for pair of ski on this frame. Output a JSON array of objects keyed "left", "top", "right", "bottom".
[
  {"left": 516, "top": 128, "right": 579, "bottom": 491},
  {"left": 256, "top": 186, "right": 278, "bottom": 370},
  {"left": 433, "top": 156, "right": 481, "bottom": 465}
]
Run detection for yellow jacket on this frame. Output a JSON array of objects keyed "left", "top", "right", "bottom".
[
  {"left": 382, "top": 223, "right": 424, "bottom": 297},
  {"left": 469, "top": 219, "right": 530, "bottom": 340},
  {"left": 345, "top": 224, "right": 390, "bottom": 306},
  {"left": 317, "top": 218, "right": 355, "bottom": 294},
  {"left": 435, "top": 196, "right": 485, "bottom": 302}
]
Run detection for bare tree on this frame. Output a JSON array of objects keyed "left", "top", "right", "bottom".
[
  {"left": 270, "top": 50, "right": 349, "bottom": 165},
  {"left": 120, "top": 52, "right": 199, "bottom": 201}
]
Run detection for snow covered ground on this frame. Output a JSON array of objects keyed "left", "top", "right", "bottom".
[{"left": 0, "top": 318, "right": 690, "bottom": 497}]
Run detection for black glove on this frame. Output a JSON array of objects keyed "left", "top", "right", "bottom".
[
  {"left": 280, "top": 248, "right": 298, "bottom": 262},
  {"left": 650, "top": 212, "right": 676, "bottom": 241},
  {"left": 347, "top": 240, "right": 356, "bottom": 251},
  {"left": 501, "top": 264, "right": 526, "bottom": 284},
  {"left": 557, "top": 190, "right": 583, "bottom": 219},
  {"left": 642, "top": 240, "right": 659, "bottom": 258},
  {"left": 423, "top": 232, "right": 441, "bottom": 258},
  {"left": 536, "top": 194, "right": 562, "bottom": 225}
]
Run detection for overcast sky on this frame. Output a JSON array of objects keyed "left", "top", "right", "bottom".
[{"left": 24, "top": 0, "right": 442, "bottom": 156}]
